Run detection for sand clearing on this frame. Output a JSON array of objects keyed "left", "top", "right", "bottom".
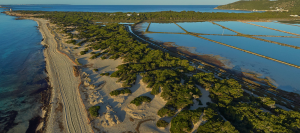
[{"left": 34, "top": 18, "right": 93, "bottom": 133}]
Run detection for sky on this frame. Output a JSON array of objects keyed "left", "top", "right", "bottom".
[{"left": 0, "top": 0, "right": 239, "bottom": 5}]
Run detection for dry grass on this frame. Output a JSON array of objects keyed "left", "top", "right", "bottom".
[
  {"left": 55, "top": 102, "right": 63, "bottom": 112},
  {"left": 73, "top": 66, "right": 80, "bottom": 77},
  {"left": 129, "top": 117, "right": 134, "bottom": 122}
]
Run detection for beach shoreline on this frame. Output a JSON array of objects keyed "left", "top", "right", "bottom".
[{"left": 22, "top": 17, "right": 93, "bottom": 133}]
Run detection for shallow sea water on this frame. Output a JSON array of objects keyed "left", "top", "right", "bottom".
[{"left": 0, "top": 9, "right": 47, "bottom": 133}]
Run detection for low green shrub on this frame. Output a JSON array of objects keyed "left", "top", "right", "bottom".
[
  {"left": 170, "top": 108, "right": 204, "bottom": 133},
  {"left": 73, "top": 47, "right": 78, "bottom": 49},
  {"left": 196, "top": 99, "right": 203, "bottom": 105},
  {"left": 157, "top": 107, "right": 176, "bottom": 117},
  {"left": 80, "top": 51, "right": 87, "bottom": 55},
  {"left": 156, "top": 120, "right": 169, "bottom": 127},
  {"left": 151, "top": 84, "right": 160, "bottom": 95},
  {"left": 90, "top": 52, "right": 102, "bottom": 59},
  {"left": 66, "top": 39, "right": 76, "bottom": 45},
  {"left": 80, "top": 48, "right": 89, "bottom": 55},
  {"left": 131, "top": 96, "right": 152, "bottom": 106},
  {"left": 101, "top": 55, "right": 107, "bottom": 60},
  {"left": 89, "top": 106, "right": 100, "bottom": 117},
  {"left": 110, "top": 88, "right": 132, "bottom": 96},
  {"left": 93, "top": 69, "right": 98, "bottom": 72},
  {"left": 100, "top": 72, "right": 110, "bottom": 76}
]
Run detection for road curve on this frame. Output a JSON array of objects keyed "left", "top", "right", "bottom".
[{"left": 35, "top": 18, "right": 93, "bottom": 133}]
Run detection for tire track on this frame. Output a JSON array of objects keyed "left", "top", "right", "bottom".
[{"left": 35, "top": 19, "right": 93, "bottom": 133}]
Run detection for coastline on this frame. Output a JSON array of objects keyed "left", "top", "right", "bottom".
[
  {"left": 34, "top": 18, "right": 52, "bottom": 133},
  {"left": 9, "top": 16, "right": 93, "bottom": 133}
]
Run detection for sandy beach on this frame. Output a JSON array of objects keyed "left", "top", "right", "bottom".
[{"left": 34, "top": 18, "right": 93, "bottom": 133}]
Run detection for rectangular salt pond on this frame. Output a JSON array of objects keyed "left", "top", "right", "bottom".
[
  {"left": 134, "top": 22, "right": 149, "bottom": 32},
  {"left": 148, "top": 23, "right": 185, "bottom": 33},
  {"left": 215, "top": 21, "right": 294, "bottom": 36},
  {"left": 250, "top": 22, "right": 300, "bottom": 35},
  {"left": 176, "top": 22, "right": 236, "bottom": 35},
  {"left": 201, "top": 35, "right": 300, "bottom": 66},
  {"left": 257, "top": 37, "right": 300, "bottom": 47},
  {"left": 144, "top": 33, "right": 300, "bottom": 93}
]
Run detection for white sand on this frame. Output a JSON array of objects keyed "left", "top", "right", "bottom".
[{"left": 34, "top": 18, "right": 93, "bottom": 133}]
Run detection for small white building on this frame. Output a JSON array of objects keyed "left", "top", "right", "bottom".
[
  {"left": 127, "top": 14, "right": 132, "bottom": 17},
  {"left": 10, "top": 8, "right": 12, "bottom": 12},
  {"left": 290, "top": 15, "right": 299, "bottom": 17}
]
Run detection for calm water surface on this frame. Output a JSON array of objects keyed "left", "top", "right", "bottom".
[
  {"left": 177, "top": 22, "right": 236, "bottom": 34},
  {"left": 215, "top": 21, "right": 294, "bottom": 36},
  {"left": 201, "top": 35, "right": 300, "bottom": 66},
  {"left": 148, "top": 23, "right": 185, "bottom": 33},
  {"left": 0, "top": 9, "right": 46, "bottom": 133},
  {"left": 137, "top": 22, "right": 300, "bottom": 93},
  {"left": 258, "top": 37, "right": 300, "bottom": 47},
  {"left": 251, "top": 22, "right": 300, "bottom": 35}
]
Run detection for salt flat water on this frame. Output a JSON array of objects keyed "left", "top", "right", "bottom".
[
  {"left": 0, "top": 8, "right": 47, "bottom": 133},
  {"left": 215, "top": 21, "right": 294, "bottom": 36},
  {"left": 250, "top": 22, "right": 300, "bottom": 35},
  {"left": 201, "top": 35, "right": 300, "bottom": 66},
  {"left": 176, "top": 22, "right": 236, "bottom": 34},
  {"left": 135, "top": 22, "right": 150, "bottom": 32},
  {"left": 135, "top": 21, "right": 300, "bottom": 94},
  {"left": 148, "top": 23, "right": 185, "bottom": 33},
  {"left": 257, "top": 37, "right": 300, "bottom": 47}
]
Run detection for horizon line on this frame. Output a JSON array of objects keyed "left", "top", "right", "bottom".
[{"left": 1, "top": 4, "right": 221, "bottom": 6}]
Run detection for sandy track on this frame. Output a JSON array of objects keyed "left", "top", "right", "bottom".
[{"left": 35, "top": 18, "right": 93, "bottom": 133}]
